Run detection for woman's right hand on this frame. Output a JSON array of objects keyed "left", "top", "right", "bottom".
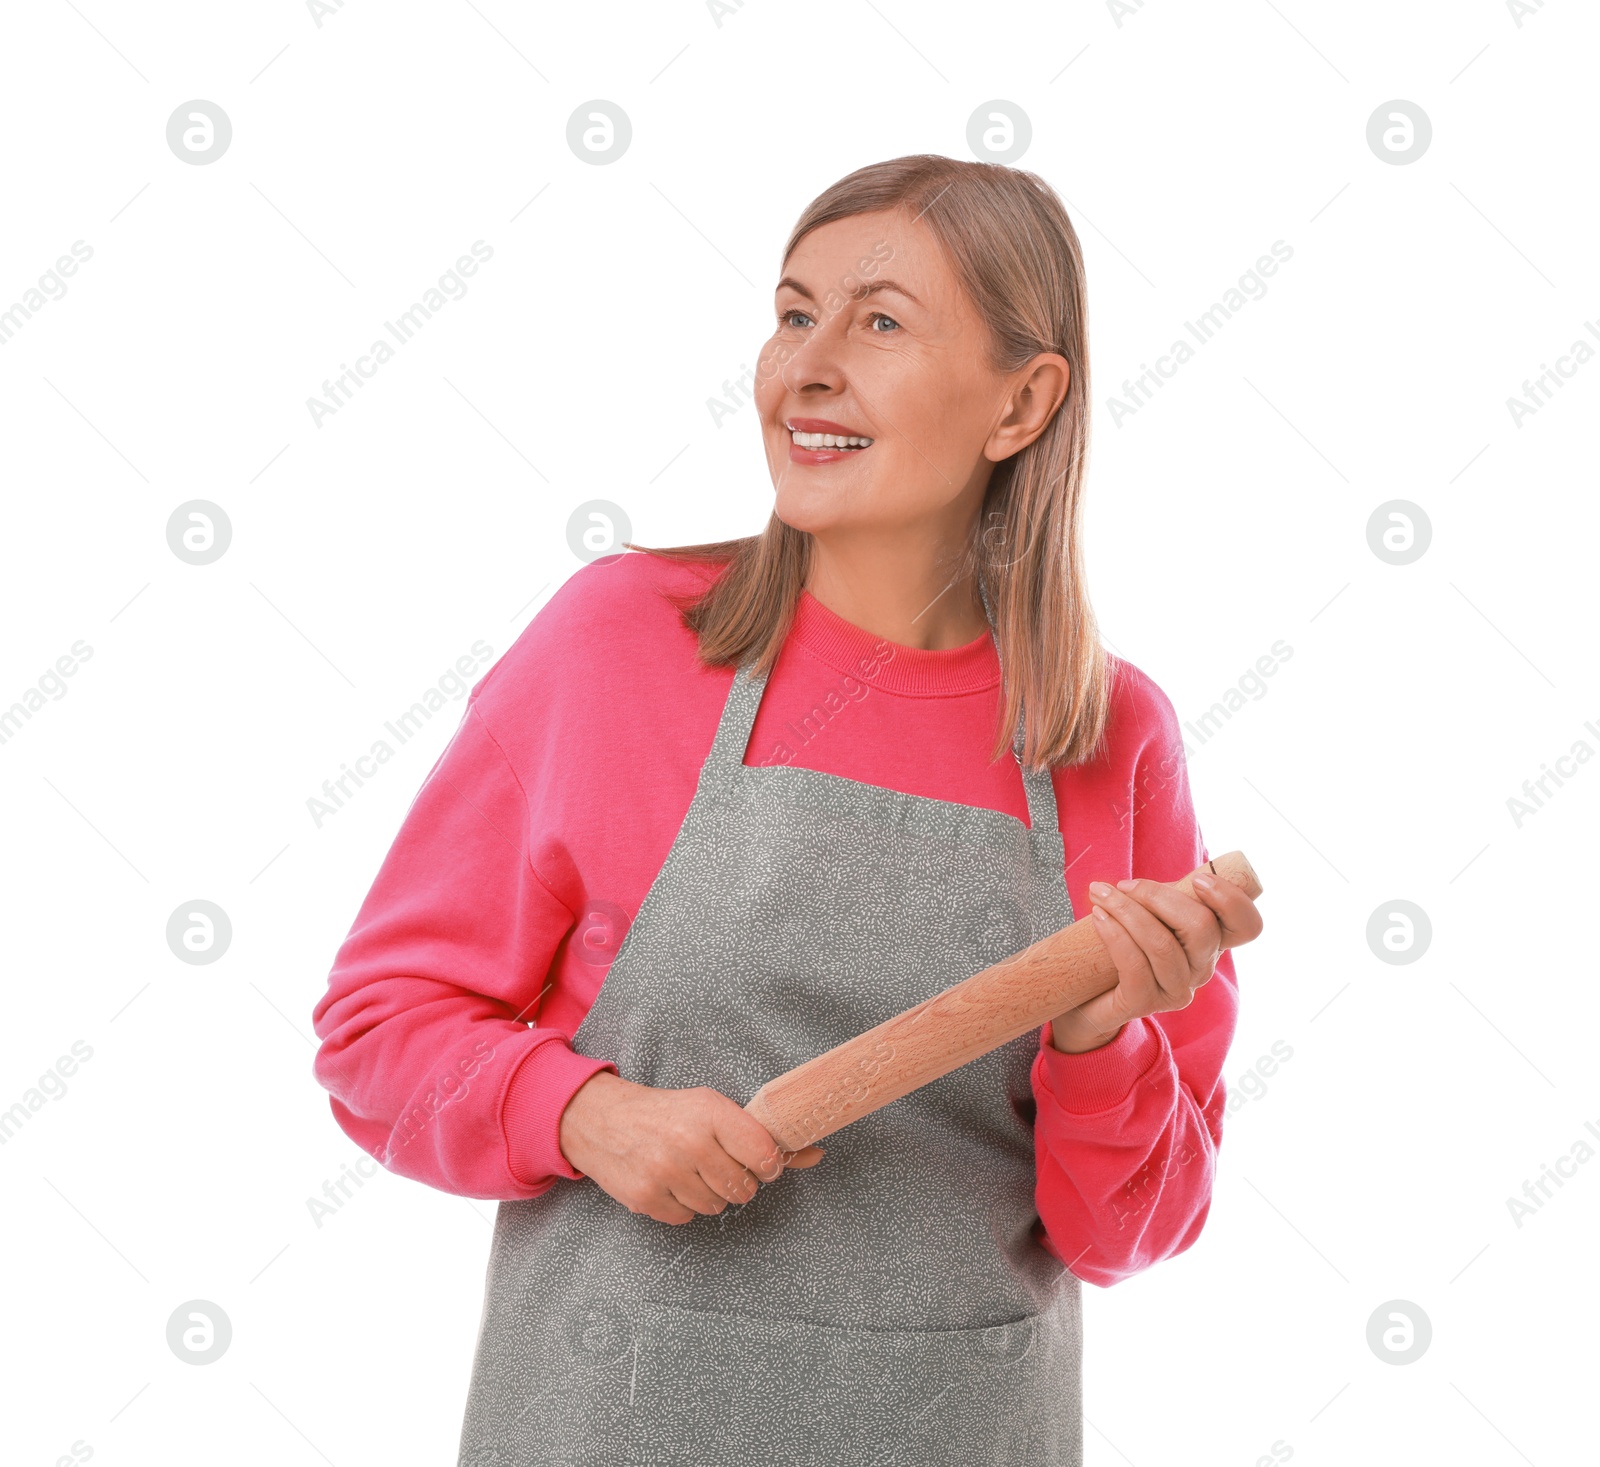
[{"left": 557, "top": 1071, "right": 825, "bottom": 1224}]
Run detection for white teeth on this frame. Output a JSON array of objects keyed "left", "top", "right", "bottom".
[{"left": 790, "top": 430, "right": 874, "bottom": 449}]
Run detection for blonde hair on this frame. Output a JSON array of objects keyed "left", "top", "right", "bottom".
[{"left": 632, "top": 153, "right": 1110, "bottom": 771}]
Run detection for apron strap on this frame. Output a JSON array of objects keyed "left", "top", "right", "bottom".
[
  {"left": 701, "top": 661, "right": 768, "bottom": 783},
  {"left": 978, "top": 578, "right": 1060, "bottom": 836}
]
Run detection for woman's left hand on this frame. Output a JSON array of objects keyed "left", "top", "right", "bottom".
[{"left": 1048, "top": 871, "right": 1263, "bottom": 1054}]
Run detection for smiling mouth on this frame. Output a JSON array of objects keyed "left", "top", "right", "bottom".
[
  {"left": 785, "top": 420, "right": 876, "bottom": 455},
  {"left": 790, "top": 430, "right": 873, "bottom": 450}
]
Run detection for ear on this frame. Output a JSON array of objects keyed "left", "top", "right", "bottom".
[{"left": 985, "top": 353, "right": 1071, "bottom": 461}]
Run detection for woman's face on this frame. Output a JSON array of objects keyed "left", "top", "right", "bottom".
[{"left": 755, "top": 207, "right": 1060, "bottom": 543}]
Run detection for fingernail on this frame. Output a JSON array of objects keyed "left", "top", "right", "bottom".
[
  {"left": 1193, "top": 873, "right": 1215, "bottom": 891},
  {"left": 1092, "top": 906, "right": 1108, "bottom": 921},
  {"left": 1116, "top": 879, "right": 1137, "bottom": 892},
  {"left": 1089, "top": 881, "right": 1114, "bottom": 900}
]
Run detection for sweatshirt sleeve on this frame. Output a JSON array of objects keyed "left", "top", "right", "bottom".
[
  {"left": 1029, "top": 680, "right": 1241, "bottom": 1287},
  {"left": 310, "top": 696, "right": 617, "bottom": 1201}
]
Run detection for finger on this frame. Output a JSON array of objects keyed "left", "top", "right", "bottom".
[
  {"left": 1091, "top": 882, "right": 1190, "bottom": 1005},
  {"left": 1189, "top": 870, "right": 1265, "bottom": 949},
  {"left": 646, "top": 1192, "right": 697, "bottom": 1225},
  {"left": 708, "top": 1094, "right": 804, "bottom": 1182},
  {"left": 1107, "top": 878, "right": 1222, "bottom": 979},
  {"left": 1061, "top": 989, "right": 1128, "bottom": 1045},
  {"left": 704, "top": 1143, "right": 823, "bottom": 1205},
  {"left": 697, "top": 1153, "right": 761, "bottom": 1207},
  {"left": 1088, "top": 899, "right": 1159, "bottom": 1009},
  {"left": 669, "top": 1171, "right": 734, "bottom": 1217}
]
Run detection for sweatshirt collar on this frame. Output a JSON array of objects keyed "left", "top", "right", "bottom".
[{"left": 787, "top": 588, "right": 1001, "bottom": 697}]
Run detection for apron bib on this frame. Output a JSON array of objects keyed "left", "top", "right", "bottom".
[{"left": 457, "top": 655, "right": 1083, "bottom": 1466}]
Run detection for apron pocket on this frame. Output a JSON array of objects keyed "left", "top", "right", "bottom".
[
  {"left": 459, "top": 1301, "right": 641, "bottom": 1467},
  {"left": 626, "top": 1296, "right": 1081, "bottom": 1466}
]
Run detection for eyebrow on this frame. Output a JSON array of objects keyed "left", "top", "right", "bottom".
[{"left": 775, "top": 275, "right": 923, "bottom": 307}]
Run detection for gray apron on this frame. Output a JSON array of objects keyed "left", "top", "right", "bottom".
[{"left": 457, "top": 655, "right": 1082, "bottom": 1466}]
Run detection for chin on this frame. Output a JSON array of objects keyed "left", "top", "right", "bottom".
[{"left": 771, "top": 492, "right": 839, "bottom": 536}]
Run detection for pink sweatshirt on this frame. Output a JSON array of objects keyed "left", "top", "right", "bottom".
[{"left": 310, "top": 551, "right": 1239, "bottom": 1288}]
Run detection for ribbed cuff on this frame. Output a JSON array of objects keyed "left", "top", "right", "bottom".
[
  {"left": 502, "top": 1035, "right": 618, "bottom": 1186},
  {"left": 1034, "top": 1017, "right": 1164, "bottom": 1115}
]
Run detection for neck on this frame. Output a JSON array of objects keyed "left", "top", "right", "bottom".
[{"left": 803, "top": 528, "right": 988, "bottom": 651}]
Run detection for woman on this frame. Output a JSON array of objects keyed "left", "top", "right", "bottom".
[{"left": 312, "top": 154, "right": 1261, "bottom": 1466}]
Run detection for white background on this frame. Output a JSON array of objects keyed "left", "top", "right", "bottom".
[{"left": 2, "top": 2, "right": 1595, "bottom": 1464}]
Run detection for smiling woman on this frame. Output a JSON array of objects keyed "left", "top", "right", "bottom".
[
  {"left": 311, "top": 153, "right": 1260, "bottom": 1467},
  {"left": 640, "top": 156, "right": 1108, "bottom": 774}
]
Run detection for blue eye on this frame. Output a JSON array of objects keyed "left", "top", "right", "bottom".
[{"left": 777, "top": 308, "right": 902, "bottom": 332}]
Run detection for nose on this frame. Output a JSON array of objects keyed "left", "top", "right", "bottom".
[{"left": 770, "top": 313, "right": 848, "bottom": 398}]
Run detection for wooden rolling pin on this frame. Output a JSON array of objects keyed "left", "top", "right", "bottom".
[{"left": 744, "top": 851, "right": 1262, "bottom": 1153}]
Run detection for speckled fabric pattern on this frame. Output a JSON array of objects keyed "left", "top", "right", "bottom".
[{"left": 457, "top": 661, "right": 1082, "bottom": 1466}]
